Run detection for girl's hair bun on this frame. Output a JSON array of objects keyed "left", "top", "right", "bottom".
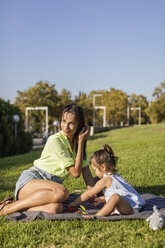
[{"left": 102, "top": 144, "right": 114, "bottom": 157}]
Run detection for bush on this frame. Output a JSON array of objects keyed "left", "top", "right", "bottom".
[
  {"left": 0, "top": 98, "right": 33, "bottom": 157},
  {"left": 0, "top": 134, "right": 2, "bottom": 157}
]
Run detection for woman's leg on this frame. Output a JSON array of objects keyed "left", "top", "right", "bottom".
[
  {"left": 27, "top": 202, "right": 63, "bottom": 214},
  {"left": 0, "top": 179, "right": 69, "bottom": 216},
  {"left": 95, "top": 194, "right": 134, "bottom": 216}
]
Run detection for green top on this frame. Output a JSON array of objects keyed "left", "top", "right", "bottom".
[{"left": 34, "top": 130, "right": 89, "bottom": 180}]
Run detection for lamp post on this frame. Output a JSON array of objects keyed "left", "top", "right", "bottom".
[
  {"left": 25, "top": 106, "right": 48, "bottom": 138},
  {"left": 127, "top": 95, "right": 131, "bottom": 126},
  {"left": 53, "top": 121, "right": 59, "bottom": 133},
  {"left": 93, "top": 94, "right": 102, "bottom": 126},
  {"left": 130, "top": 107, "right": 141, "bottom": 125},
  {"left": 13, "top": 114, "right": 20, "bottom": 139},
  {"left": 93, "top": 94, "right": 106, "bottom": 127},
  {"left": 95, "top": 106, "right": 106, "bottom": 127}
]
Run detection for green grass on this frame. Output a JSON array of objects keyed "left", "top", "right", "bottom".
[{"left": 0, "top": 123, "right": 165, "bottom": 248}]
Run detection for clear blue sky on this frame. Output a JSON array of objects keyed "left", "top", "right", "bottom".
[{"left": 1, "top": 0, "right": 165, "bottom": 102}]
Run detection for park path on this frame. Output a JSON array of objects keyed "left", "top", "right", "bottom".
[{"left": 33, "top": 138, "right": 44, "bottom": 149}]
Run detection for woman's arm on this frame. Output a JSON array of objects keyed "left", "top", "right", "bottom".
[
  {"left": 82, "top": 166, "right": 95, "bottom": 189},
  {"left": 68, "top": 177, "right": 110, "bottom": 207},
  {"left": 66, "top": 127, "right": 90, "bottom": 178}
]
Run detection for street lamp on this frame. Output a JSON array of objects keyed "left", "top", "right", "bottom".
[
  {"left": 127, "top": 96, "right": 141, "bottom": 125},
  {"left": 130, "top": 107, "right": 141, "bottom": 125},
  {"left": 93, "top": 94, "right": 102, "bottom": 126},
  {"left": 53, "top": 121, "right": 59, "bottom": 133},
  {"left": 127, "top": 95, "right": 131, "bottom": 126},
  {"left": 13, "top": 114, "right": 20, "bottom": 139},
  {"left": 25, "top": 106, "right": 48, "bottom": 138},
  {"left": 93, "top": 94, "right": 106, "bottom": 127}
]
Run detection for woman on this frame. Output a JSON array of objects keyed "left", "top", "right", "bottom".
[{"left": 0, "top": 103, "right": 94, "bottom": 216}]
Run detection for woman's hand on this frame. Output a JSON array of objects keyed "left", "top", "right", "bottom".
[
  {"left": 66, "top": 126, "right": 90, "bottom": 178},
  {"left": 78, "top": 126, "right": 90, "bottom": 142},
  {"left": 68, "top": 202, "right": 77, "bottom": 208}
]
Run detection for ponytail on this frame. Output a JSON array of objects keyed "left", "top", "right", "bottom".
[{"left": 91, "top": 144, "right": 118, "bottom": 173}]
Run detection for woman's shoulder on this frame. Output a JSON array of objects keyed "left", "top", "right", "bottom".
[
  {"left": 44, "top": 131, "right": 64, "bottom": 147},
  {"left": 47, "top": 131, "right": 64, "bottom": 142},
  {"left": 45, "top": 131, "right": 70, "bottom": 152}
]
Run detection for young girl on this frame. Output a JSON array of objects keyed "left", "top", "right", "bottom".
[{"left": 68, "top": 144, "right": 146, "bottom": 217}]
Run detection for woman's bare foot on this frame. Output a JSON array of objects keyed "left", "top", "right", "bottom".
[{"left": 0, "top": 197, "right": 13, "bottom": 216}]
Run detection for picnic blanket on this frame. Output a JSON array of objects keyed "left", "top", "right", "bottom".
[{"left": 6, "top": 193, "right": 165, "bottom": 222}]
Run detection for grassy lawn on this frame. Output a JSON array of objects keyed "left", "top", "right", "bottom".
[{"left": 0, "top": 123, "right": 165, "bottom": 248}]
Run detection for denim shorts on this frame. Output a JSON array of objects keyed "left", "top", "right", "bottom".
[{"left": 15, "top": 166, "right": 62, "bottom": 200}]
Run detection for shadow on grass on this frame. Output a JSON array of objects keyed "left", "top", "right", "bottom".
[
  {"left": 0, "top": 183, "right": 15, "bottom": 193},
  {"left": 135, "top": 185, "right": 165, "bottom": 196},
  {"left": 88, "top": 134, "right": 108, "bottom": 140}
]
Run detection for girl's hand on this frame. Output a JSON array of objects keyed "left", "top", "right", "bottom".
[
  {"left": 78, "top": 126, "right": 90, "bottom": 142},
  {"left": 89, "top": 197, "right": 102, "bottom": 206},
  {"left": 82, "top": 214, "right": 95, "bottom": 219}
]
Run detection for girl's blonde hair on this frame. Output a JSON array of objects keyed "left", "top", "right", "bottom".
[{"left": 90, "top": 144, "right": 118, "bottom": 173}]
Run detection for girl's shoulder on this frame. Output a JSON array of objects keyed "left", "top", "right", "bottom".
[
  {"left": 103, "top": 174, "right": 112, "bottom": 188},
  {"left": 104, "top": 172, "right": 117, "bottom": 178}
]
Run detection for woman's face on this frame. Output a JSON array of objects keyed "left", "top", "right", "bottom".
[{"left": 61, "top": 112, "right": 78, "bottom": 140}]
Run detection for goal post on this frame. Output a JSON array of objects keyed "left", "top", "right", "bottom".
[
  {"left": 25, "top": 106, "right": 48, "bottom": 138},
  {"left": 127, "top": 107, "right": 141, "bottom": 125}
]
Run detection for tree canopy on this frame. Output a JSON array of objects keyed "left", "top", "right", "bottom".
[
  {"left": 15, "top": 81, "right": 64, "bottom": 133},
  {"left": 148, "top": 81, "right": 165, "bottom": 123},
  {"left": 0, "top": 98, "right": 32, "bottom": 157},
  {"left": 13, "top": 80, "right": 165, "bottom": 135}
]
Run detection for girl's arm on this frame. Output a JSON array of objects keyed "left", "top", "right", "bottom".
[
  {"left": 68, "top": 177, "right": 110, "bottom": 207},
  {"left": 66, "top": 127, "right": 90, "bottom": 178}
]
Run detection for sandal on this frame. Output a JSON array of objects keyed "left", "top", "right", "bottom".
[{"left": 0, "top": 196, "right": 14, "bottom": 211}]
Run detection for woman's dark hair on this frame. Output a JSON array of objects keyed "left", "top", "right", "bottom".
[
  {"left": 61, "top": 103, "right": 87, "bottom": 159},
  {"left": 90, "top": 144, "right": 118, "bottom": 173}
]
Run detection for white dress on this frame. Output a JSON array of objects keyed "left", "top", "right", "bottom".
[{"left": 103, "top": 173, "right": 146, "bottom": 212}]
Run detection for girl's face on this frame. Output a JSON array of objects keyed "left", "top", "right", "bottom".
[
  {"left": 91, "top": 158, "right": 105, "bottom": 179},
  {"left": 61, "top": 112, "right": 78, "bottom": 140}
]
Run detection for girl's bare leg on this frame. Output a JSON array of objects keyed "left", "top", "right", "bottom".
[
  {"left": 95, "top": 194, "right": 134, "bottom": 216},
  {"left": 0, "top": 179, "right": 69, "bottom": 216}
]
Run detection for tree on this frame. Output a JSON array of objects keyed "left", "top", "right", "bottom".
[
  {"left": 0, "top": 98, "right": 32, "bottom": 157},
  {"left": 148, "top": 81, "right": 165, "bottom": 123},
  {"left": 75, "top": 91, "right": 93, "bottom": 125},
  {"left": 88, "top": 88, "right": 128, "bottom": 126},
  {"left": 15, "top": 81, "right": 60, "bottom": 134},
  {"left": 58, "top": 89, "right": 72, "bottom": 113},
  {"left": 106, "top": 88, "right": 128, "bottom": 126},
  {"left": 128, "top": 94, "right": 149, "bottom": 124}
]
